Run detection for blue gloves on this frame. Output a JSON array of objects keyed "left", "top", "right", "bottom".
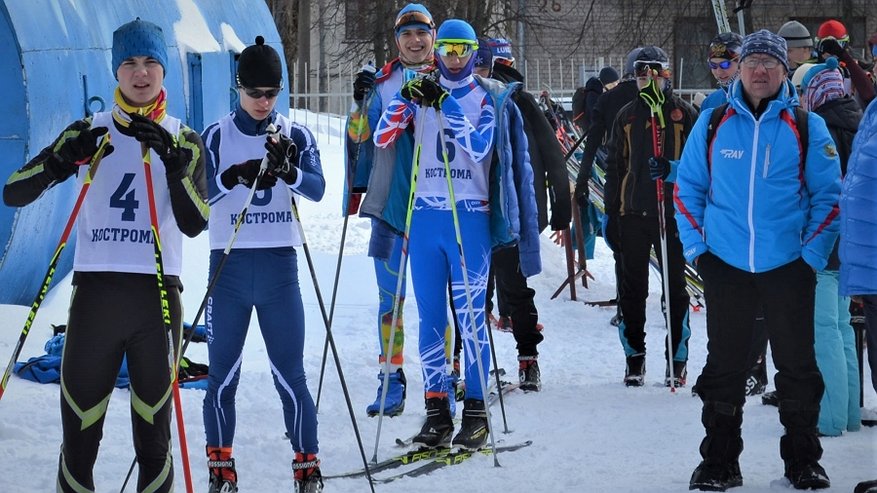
[{"left": 649, "top": 157, "right": 679, "bottom": 183}]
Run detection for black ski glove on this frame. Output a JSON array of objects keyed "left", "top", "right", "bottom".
[
  {"left": 220, "top": 158, "right": 277, "bottom": 190},
  {"left": 817, "top": 38, "right": 846, "bottom": 58},
  {"left": 46, "top": 126, "right": 114, "bottom": 179},
  {"left": 353, "top": 68, "right": 376, "bottom": 102},
  {"left": 265, "top": 133, "right": 299, "bottom": 184},
  {"left": 399, "top": 78, "right": 421, "bottom": 102},
  {"left": 129, "top": 113, "right": 189, "bottom": 181},
  {"left": 649, "top": 156, "right": 671, "bottom": 181},
  {"left": 417, "top": 78, "right": 449, "bottom": 109},
  {"left": 400, "top": 78, "right": 449, "bottom": 109}
]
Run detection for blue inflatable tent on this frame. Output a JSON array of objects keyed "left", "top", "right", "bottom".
[{"left": 0, "top": 0, "right": 288, "bottom": 305}]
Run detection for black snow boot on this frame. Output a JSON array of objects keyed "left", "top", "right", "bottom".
[
  {"left": 412, "top": 397, "right": 453, "bottom": 448},
  {"left": 689, "top": 401, "right": 744, "bottom": 492},
  {"left": 778, "top": 399, "right": 830, "bottom": 490},
  {"left": 624, "top": 353, "right": 645, "bottom": 387}
]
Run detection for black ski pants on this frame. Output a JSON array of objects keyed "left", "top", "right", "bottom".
[
  {"left": 489, "top": 244, "right": 543, "bottom": 356},
  {"left": 58, "top": 272, "right": 181, "bottom": 493},
  {"left": 694, "top": 253, "right": 824, "bottom": 464},
  {"left": 617, "top": 214, "right": 690, "bottom": 360}
]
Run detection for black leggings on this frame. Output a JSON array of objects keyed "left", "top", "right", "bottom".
[{"left": 57, "top": 272, "right": 182, "bottom": 493}]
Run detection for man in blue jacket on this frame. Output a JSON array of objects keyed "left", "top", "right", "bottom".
[{"left": 675, "top": 30, "right": 840, "bottom": 491}]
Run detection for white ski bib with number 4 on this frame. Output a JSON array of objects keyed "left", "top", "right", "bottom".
[{"left": 73, "top": 111, "right": 184, "bottom": 276}]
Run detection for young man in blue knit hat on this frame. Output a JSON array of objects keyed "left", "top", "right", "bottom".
[
  {"left": 676, "top": 29, "right": 839, "bottom": 491},
  {"left": 345, "top": 3, "right": 470, "bottom": 421},
  {"left": 200, "top": 36, "right": 326, "bottom": 493},
  {"left": 374, "top": 18, "right": 540, "bottom": 450},
  {"left": 4, "top": 18, "right": 208, "bottom": 493}
]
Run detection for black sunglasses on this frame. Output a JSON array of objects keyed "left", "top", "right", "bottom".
[{"left": 241, "top": 86, "right": 281, "bottom": 99}]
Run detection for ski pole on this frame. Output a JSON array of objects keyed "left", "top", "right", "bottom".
[
  {"left": 139, "top": 145, "right": 195, "bottom": 493},
  {"left": 640, "top": 79, "right": 676, "bottom": 393},
  {"left": 316, "top": 62, "right": 375, "bottom": 410},
  {"left": 177, "top": 125, "right": 278, "bottom": 360},
  {"left": 287, "top": 185, "right": 376, "bottom": 493},
  {"left": 121, "top": 127, "right": 277, "bottom": 493},
  {"left": 0, "top": 135, "right": 111, "bottom": 403},
  {"left": 371, "top": 103, "right": 427, "bottom": 463},
  {"left": 435, "top": 110, "right": 501, "bottom": 465}
]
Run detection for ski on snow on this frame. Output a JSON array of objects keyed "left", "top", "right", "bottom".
[
  {"left": 324, "top": 376, "right": 521, "bottom": 480},
  {"left": 375, "top": 440, "right": 533, "bottom": 483}
]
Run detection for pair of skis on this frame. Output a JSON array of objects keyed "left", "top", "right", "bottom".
[
  {"left": 326, "top": 440, "right": 533, "bottom": 483},
  {"left": 325, "top": 377, "right": 525, "bottom": 481}
]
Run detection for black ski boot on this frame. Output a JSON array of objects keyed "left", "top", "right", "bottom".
[
  {"left": 518, "top": 355, "right": 542, "bottom": 391},
  {"left": 412, "top": 397, "right": 453, "bottom": 448},
  {"left": 665, "top": 360, "right": 688, "bottom": 388},
  {"left": 855, "top": 479, "right": 877, "bottom": 493},
  {"left": 761, "top": 390, "right": 779, "bottom": 407},
  {"left": 624, "top": 353, "right": 645, "bottom": 387},
  {"left": 207, "top": 448, "right": 238, "bottom": 493},
  {"left": 292, "top": 453, "right": 323, "bottom": 493},
  {"left": 689, "top": 401, "right": 744, "bottom": 492},
  {"left": 452, "top": 399, "right": 489, "bottom": 450}
]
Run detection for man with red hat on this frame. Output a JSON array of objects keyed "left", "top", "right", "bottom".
[{"left": 815, "top": 19, "right": 875, "bottom": 107}]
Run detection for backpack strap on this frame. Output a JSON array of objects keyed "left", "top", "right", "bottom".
[
  {"left": 706, "top": 102, "right": 731, "bottom": 174},
  {"left": 793, "top": 106, "right": 809, "bottom": 167}
]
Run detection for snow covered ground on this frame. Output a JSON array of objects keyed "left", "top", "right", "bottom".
[{"left": 0, "top": 111, "right": 874, "bottom": 492}]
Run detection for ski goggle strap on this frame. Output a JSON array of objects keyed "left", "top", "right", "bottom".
[
  {"left": 634, "top": 60, "right": 671, "bottom": 79},
  {"left": 395, "top": 11, "right": 435, "bottom": 31},
  {"left": 435, "top": 40, "right": 478, "bottom": 58}
]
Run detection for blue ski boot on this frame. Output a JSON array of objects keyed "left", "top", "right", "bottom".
[{"left": 366, "top": 368, "right": 406, "bottom": 417}]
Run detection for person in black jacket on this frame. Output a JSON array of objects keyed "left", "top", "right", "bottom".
[
  {"left": 572, "top": 67, "right": 618, "bottom": 133},
  {"left": 574, "top": 47, "right": 642, "bottom": 327},
  {"left": 475, "top": 37, "right": 571, "bottom": 391},
  {"left": 604, "top": 46, "right": 698, "bottom": 387}
]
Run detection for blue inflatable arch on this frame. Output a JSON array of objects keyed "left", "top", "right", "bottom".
[{"left": 0, "top": 0, "right": 288, "bottom": 305}]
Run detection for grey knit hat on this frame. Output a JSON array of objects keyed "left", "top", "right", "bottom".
[
  {"left": 741, "top": 30, "right": 790, "bottom": 72},
  {"left": 778, "top": 20, "right": 813, "bottom": 48}
]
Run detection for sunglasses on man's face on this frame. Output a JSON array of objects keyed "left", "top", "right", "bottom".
[
  {"left": 634, "top": 62, "right": 670, "bottom": 79},
  {"left": 708, "top": 59, "right": 736, "bottom": 70},
  {"left": 242, "top": 86, "right": 281, "bottom": 99},
  {"left": 435, "top": 42, "right": 476, "bottom": 58}
]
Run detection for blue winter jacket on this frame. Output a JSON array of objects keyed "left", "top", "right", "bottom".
[
  {"left": 366, "top": 76, "right": 541, "bottom": 277},
  {"left": 839, "top": 98, "right": 877, "bottom": 296},
  {"left": 674, "top": 79, "right": 841, "bottom": 273},
  {"left": 700, "top": 86, "right": 729, "bottom": 112}
]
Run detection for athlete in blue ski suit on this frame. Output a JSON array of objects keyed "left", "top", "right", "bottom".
[{"left": 200, "top": 37, "right": 325, "bottom": 491}]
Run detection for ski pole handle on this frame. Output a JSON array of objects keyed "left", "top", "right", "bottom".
[{"left": 261, "top": 123, "right": 279, "bottom": 174}]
